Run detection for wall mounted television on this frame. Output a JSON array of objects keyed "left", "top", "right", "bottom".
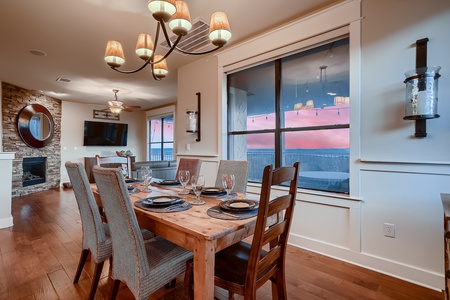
[{"left": 83, "top": 121, "right": 128, "bottom": 146}]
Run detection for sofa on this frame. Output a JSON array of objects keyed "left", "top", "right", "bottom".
[{"left": 132, "top": 160, "right": 177, "bottom": 180}]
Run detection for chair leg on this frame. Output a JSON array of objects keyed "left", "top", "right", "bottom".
[
  {"left": 164, "top": 278, "right": 176, "bottom": 289},
  {"left": 109, "top": 279, "right": 121, "bottom": 300},
  {"left": 88, "top": 261, "right": 104, "bottom": 300},
  {"left": 184, "top": 259, "right": 194, "bottom": 299},
  {"left": 73, "top": 249, "right": 89, "bottom": 284}
]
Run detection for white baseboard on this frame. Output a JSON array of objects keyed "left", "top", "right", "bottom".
[
  {"left": 0, "top": 216, "right": 13, "bottom": 229},
  {"left": 289, "top": 233, "right": 443, "bottom": 292}
]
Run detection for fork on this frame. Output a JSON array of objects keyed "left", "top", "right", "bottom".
[
  {"left": 164, "top": 202, "right": 189, "bottom": 211},
  {"left": 208, "top": 208, "right": 240, "bottom": 219}
]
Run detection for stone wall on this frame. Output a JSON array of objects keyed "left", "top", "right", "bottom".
[{"left": 2, "top": 82, "right": 61, "bottom": 197}]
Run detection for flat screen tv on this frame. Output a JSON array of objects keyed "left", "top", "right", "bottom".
[{"left": 83, "top": 121, "right": 128, "bottom": 146}]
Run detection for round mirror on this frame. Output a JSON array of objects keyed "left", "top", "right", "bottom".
[{"left": 17, "top": 104, "right": 54, "bottom": 148}]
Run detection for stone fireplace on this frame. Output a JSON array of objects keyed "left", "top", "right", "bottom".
[
  {"left": 2, "top": 82, "right": 61, "bottom": 197},
  {"left": 22, "top": 157, "right": 47, "bottom": 187}
]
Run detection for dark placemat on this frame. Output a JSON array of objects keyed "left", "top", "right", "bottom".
[
  {"left": 206, "top": 205, "right": 258, "bottom": 220},
  {"left": 134, "top": 200, "right": 192, "bottom": 213},
  {"left": 128, "top": 187, "right": 141, "bottom": 194}
]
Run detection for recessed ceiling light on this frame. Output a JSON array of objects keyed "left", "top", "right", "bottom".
[
  {"left": 29, "top": 49, "right": 47, "bottom": 56},
  {"left": 56, "top": 77, "right": 71, "bottom": 83}
]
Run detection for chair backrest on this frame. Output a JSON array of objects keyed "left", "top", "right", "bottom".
[
  {"left": 92, "top": 165, "right": 150, "bottom": 295},
  {"left": 95, "top": 155, "right": 132, "bottom": 178},
  {"left": 246, "top": 162, "right": 299, "bottom": 292},
  {"left": 175, "top": 158, "right": 201, "bottom": 180},
  {"left": 214, "top": 160, "right": 250, "bottom": 193},
  {"left": 65, "top": 162, "right": 109, "bottom": 261}
]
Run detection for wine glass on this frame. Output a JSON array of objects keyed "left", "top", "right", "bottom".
[
  {"left": 190, "top": 175, "right": 205, "bottom": 205},
  {"left": 221, "top": 174, "right": 235, "bottom": 200},
  {"left": 178, "top": 170, "right": 190, "bottom": 195},
  {"left": 142, "top": 169, "right": 153, "bottom": 192},
  {"left": 140, "top": 166, "right": 150, "bottom": 179}
]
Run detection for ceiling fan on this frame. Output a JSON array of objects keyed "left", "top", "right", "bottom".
[{"left": 105, "top": 89, "right": 141, "bottom": 113}]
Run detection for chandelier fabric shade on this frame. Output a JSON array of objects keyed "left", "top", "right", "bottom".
[
  {"left": 153, "top": 55, "right": 168, "bottom": 79},
  {"left": 169, "top": 1, "right": 192, "bottom": 36},
  {"left": 104, "top": 0, "right": 232, "bottom": 80},
  {"left": 104, "top": 41, "right": 125, "bottom": 68},
  {"left": 148, "top": 0, "right": 176, "bottom": 22},
  {"left": 209, "top": 12, "right": 232, "bottom": 47},
  {"left": 135, "top": 34, "right": 154, "bottom": 60}
]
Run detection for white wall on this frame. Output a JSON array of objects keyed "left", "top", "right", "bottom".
[
  {"left": 177, "top": 0, "right": 450, "bottom": 291},
  {"left": 176, "top": 57, "right": 221, "bottom": 186},
  {"left": 60, "top": 101, "right": 146, "bottom": 183}
]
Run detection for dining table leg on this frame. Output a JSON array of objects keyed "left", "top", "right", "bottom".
[{"left": 194, "top": 238, "right": 215, "bottom": 299}]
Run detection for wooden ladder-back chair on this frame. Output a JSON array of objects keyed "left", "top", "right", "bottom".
[
  {"left": 175, "top": 158, "right": 201, "bottom": 180},
  {"left": 95, "top": 154, "right": 132, "bottom": 178},
  {"left": 186, "top": 162, "right": 299, "bottom": 299}
]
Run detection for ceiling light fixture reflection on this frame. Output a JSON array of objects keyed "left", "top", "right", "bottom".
[{"left": 104, "top": 0, "right": 232, "bottom": 81}]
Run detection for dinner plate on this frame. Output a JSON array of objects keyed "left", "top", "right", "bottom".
[
  {"left": 202, "top": 187, "right": 226, "bottom": 195},
  {"left": 155, "top": 179, "right": 180, "bottom": 186},
  {"left": 141, "top": 196, "right": 182, "bottom": 207},
  {"left": 219, "top": 199, "right": 259, "bottom": 212}
]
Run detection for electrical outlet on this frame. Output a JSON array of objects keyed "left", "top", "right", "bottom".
[{"left": 384, "top": 223, "right": 395, "bottom": 238}]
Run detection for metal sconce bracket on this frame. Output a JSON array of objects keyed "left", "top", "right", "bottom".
[
  {"left": 196, "top": 92, "right": 201, "bottom": 142},
  {"left": 414, "top": 38, "right": 428, "bottom": 138},
  {"left": 403, "top": 37, "right": 441, "bottom": 138}
]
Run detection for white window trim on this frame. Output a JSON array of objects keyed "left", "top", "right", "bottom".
[{"left": 216, "top": 0, "right": 362, "bottom": 200}]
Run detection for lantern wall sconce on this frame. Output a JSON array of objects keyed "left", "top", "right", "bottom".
[
  {"left": 403, "top": 38, "right": 441, "bottom": 138},
  {"left": 186, "top": 92, "right": 201, "bottom": 142}
]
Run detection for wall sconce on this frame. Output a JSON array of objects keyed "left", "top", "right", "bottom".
[
  {"left": 403, "top": 38, "right": 441, "bottom": 138},
  {"left": 186, "top": 92, "right": 201, "bottom": 142}
]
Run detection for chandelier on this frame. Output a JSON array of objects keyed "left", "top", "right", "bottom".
[{"left": 104, "top": 0, "right": 232, "bottom": 80}]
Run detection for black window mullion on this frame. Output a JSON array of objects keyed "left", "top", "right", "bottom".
[
  {"left": 160, "top": 118, "right": 164, "bottom": 160},
  {"left": 274, "top": 59, "right": 282, "bottom": 168}
]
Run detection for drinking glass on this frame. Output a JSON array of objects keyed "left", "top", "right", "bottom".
[
  {"left": 178, "top": 170, "right": 190, "bottom": 195},
  {"left": 142, "top": 169, "right": 153, "bottom": 192},
  {"left": 190, "top": 174, "right": 205, "bottom": 205},
  {"left": 140, "top": 166, "right": 150, "bottom": 179},
  {"left": 221, "top": 174, "right": 235, "bottom": 200}
]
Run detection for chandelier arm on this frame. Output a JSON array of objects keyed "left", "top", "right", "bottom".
[
  {"left": 174, "top": 44, "right": 224, "bottom": 56},
  {"left": 110, "top": 60, "right": 151, "bottom": 74},
  {"left": 159, "top": 20, "right": 175, "bottom": 48}
]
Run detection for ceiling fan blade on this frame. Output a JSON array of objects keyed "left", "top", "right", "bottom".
[
  {"left": 122, "top": 108, "right": 133, "bottom": 112},
  {"left": 124, "top": 105, "right": 141, "bottom": 109}
]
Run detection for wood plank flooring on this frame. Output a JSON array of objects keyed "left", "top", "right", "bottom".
[{"left": 0, "top": 187, "right": 443, "bottom": 299}]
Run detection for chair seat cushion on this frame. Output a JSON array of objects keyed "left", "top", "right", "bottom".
[{"left": 215, "top": 241, "right": 268, "bottom": 286}]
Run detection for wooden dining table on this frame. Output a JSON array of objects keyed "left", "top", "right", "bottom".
[{"left": 92, "top": 181, "right": 259, "bottom": 299}]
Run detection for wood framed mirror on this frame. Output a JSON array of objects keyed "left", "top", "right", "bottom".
[{"left": 17, "top": 104, "right": 54, "bottom": 148}]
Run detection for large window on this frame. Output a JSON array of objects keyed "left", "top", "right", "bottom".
[
  {"left": 227, "top": 38, "right": 350, "bottom": 193},
  {"left": 148, "top": 115, "right": 174, "bottom": 161}
]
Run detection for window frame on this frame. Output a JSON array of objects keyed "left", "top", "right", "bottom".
[
  {"left": 226, "top": 39, "right": 350, "bottom": 193},
  {"left": 148, "top": 114, "right": 174, "bottom": 161}
]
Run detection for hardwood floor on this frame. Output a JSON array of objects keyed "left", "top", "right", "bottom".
[{"left": 0, "top": 187, "right": 443, "bottom": 299}]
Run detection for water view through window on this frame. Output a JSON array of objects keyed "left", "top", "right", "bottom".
[
  {"left": 228, "top": 38, "right": 350, "bottom": 193},
  {"left": 149, "top": 115, "right": 174, "bottom": 161}
]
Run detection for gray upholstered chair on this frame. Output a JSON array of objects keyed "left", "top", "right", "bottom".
[
  {"left": 95, "top": 154, "right": 132, "bottom": 178},
  {"left": 92, "top": 165, "right": 193, "bottom": 300},
  {"left": 65, "top": 162, "right": 153, "bottom": 300},
  {"left": 214, "top": 160, "right": 250, "bottom": 193}
]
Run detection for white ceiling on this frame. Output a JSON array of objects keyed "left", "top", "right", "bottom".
[{"left": 0, "top": 0, "right": 339, "bottom": 110}]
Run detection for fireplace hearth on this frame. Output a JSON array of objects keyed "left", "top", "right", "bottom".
[{"left": 22, "top": 157, "right": 46, "bottom": 187}]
